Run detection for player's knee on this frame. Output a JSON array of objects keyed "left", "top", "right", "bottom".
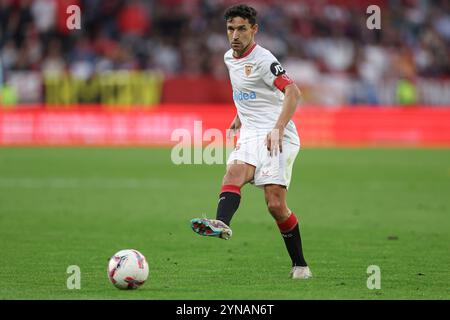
[
  {"left": 223, "top": 167, "right": 244, "bottom": 186},
  {"left": 267, "top": 199, "right": 284, "bottom": 217},
  {"left": 266, "top": 193, "right": 290, "bottom": 221}
]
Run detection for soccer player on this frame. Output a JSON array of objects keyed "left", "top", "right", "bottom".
[{"left": 190, "top": 4, "right": 312, "bottom": 279}]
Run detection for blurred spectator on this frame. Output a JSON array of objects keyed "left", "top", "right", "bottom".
[
  {"left": 396, "top": 77, "right": 418, "bottom": 105},
  {"left": 31, "top": 0, "right": 56, "bottom": 33},
  {"left": 118, "top": 0, "right": 151, "bottom": 37},
  {"left": 41, "top": 39, "right": 66, "bottom": 76}
]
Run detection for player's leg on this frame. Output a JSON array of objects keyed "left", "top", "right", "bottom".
[
  {"left": 216, "top": 160, "right": 255, "bottom": 225},
  {"left": 264, "top": 184, "right": 312, "bottom": 279},
  {"left": 191, "top": 161, "right": 255, "bottom": 239}
]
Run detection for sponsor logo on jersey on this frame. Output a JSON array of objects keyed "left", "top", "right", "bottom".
[
  {"left": 233, "top": 90, "right": 257, "bottom": 101},
  {"left": 270, "top": 62, "right": 286, "bottom": 76},
  {"left": 244, "top": 64, "right": 254, "bottom": 76}
]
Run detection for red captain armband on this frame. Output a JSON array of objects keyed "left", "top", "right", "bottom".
[{"left": 274, "top": 74, "right": 294, "bottom": 92}]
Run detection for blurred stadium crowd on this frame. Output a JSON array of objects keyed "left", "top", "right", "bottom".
[{"left": 0, "top": 0, "right": 449, "bottom": 105}]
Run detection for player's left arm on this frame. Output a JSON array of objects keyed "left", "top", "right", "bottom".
[{"left": 266, "top": 83, "right": 301, "bottom": 156}]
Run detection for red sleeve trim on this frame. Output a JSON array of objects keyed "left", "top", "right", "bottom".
[{"left": 274, "top": 74, "right": 294, "bottom": 91}]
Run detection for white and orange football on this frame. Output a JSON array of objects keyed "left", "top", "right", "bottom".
[{"left": 107, "top": 249, "right": 149, "bottom": 290}]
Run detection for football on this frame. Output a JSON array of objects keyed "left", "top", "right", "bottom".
[{"left": 107, "top": 249, "right": 149, "bottom": 290}]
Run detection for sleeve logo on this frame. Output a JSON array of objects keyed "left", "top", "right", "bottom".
[{"left": 270, "top": 62, "right": 286, "bottom": 76}]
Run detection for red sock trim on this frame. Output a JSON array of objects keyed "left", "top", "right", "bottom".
[
  {"left": 277, "top": 212, "right": 298, "bottom": 233},
  {"left": 220, "top": 184, "right": 241, "bottom": 195}
]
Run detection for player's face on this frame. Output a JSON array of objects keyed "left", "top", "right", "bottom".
[{"left": 226, "top": 17, "right": 258, "bottom": 56}]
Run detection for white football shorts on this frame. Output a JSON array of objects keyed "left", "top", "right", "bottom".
[{"left": 227, "top": 135, "right": 300, "bottom": 189}]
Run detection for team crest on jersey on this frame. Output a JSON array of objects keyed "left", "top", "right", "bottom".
[{"left": 244, "top": 64, "right": 253, "bottom": 76}]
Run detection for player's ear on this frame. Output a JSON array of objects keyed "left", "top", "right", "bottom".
[{"left": 252, "top": 23, "right": 258, "bottom": 34}]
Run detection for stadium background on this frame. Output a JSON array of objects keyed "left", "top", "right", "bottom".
[
  {"left": 0, "top": 0, "right": 449, "bottom": 300},
  {"left": 1, "top": 0, "right": 449, "bottom": 146}
]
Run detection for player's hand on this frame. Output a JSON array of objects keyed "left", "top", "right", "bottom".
[
  {"left": 227, "top": 118, "right": 241, "bottom": 140},
  {"left": 265, "top": 126, "right": 284, "bottom": 157}
]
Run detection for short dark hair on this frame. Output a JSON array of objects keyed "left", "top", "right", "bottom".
[{"left": 224, "top": 4, "right": 257, "bottom": 25}]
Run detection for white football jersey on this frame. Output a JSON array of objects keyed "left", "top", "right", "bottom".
[{"left": 224, "top": 43, "right": 300, "bottom": 146}]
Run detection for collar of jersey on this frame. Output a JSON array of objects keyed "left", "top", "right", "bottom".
[{"left": 232, "top": 42, "right": 257, "bottom": 60}]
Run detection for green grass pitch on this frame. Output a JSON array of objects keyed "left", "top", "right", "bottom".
[{"left": 0, "top": 147, "right": 449, "bottom": 299}]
